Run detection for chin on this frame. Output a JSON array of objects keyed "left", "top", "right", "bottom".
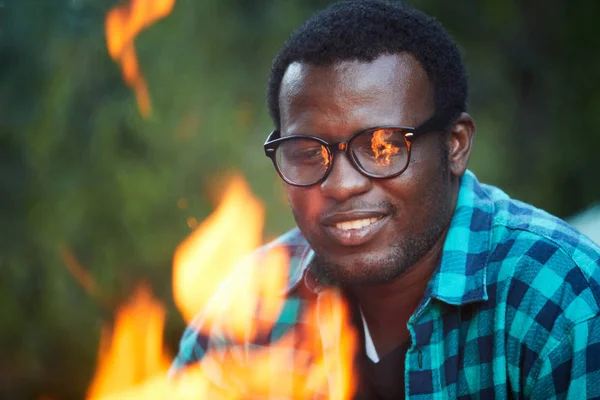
[{"left": 311, "top": 250, "right": 408, "bottom": 287}]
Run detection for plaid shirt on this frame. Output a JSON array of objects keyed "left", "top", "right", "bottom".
[{"left": 171, "top": 170, "right": 600, "bottom": 399}]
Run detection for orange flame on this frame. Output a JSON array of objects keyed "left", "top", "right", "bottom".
[
  {"left": 83, "top": 174, "right": 358, "bottom": 399},
  {"left": 196, "top": 245, "right": 289, "bottom": 342},
  {"left": 172, "top": 174, "right": 265, "bottom": 325},
  {"left": 167, "top": 288, "right": 357, "bottom": 399},
  {"left": 105, "top": 0, "right": 175, "bottom": 117},
  {"left": 371, "top": 129, "right": 400, "bottom": 166},
  {"left": 86, "top": 284, "right": 171, "bottom": 400}
]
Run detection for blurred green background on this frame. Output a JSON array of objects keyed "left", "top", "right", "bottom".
[{"left": 1, "top": 0, "right": 599, "bottom": 399}]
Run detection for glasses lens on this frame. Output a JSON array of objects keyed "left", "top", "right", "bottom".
[
  {"left": 350, "top": 128, "right": 409, "bottom": 177},
  {"left": 276, "top": 138, "right": 330, "bottom": 185}
]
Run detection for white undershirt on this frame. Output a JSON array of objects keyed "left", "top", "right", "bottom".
[{"left": 360, "top": 308, "right": 380, "bottom": 363}]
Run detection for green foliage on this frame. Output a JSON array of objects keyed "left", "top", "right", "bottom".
[{"left": 0, "top": 0, "right": 598, "bottom": 399}]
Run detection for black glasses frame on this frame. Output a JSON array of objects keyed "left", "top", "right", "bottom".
[{"left": 264, "top": 109, "right": 459, "bottom": 187}]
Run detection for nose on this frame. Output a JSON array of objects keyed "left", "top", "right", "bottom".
[{"left": 320, "top": 152, "right": 371, "bottom": 201}]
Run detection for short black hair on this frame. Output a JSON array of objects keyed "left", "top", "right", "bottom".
[{"left": 267, "top": 0, "right": 468, "bottom": 128}]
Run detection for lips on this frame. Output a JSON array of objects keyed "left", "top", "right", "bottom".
[
  {"left": 334, "top": 217, "right": 380, "bottom": 231},
  {"left": 321, "top": 211, "right": 389, "bottom": 247}
]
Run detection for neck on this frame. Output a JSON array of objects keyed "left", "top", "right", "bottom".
[{"left": 349, "top": 231, "right": 447, "bottom": 355}]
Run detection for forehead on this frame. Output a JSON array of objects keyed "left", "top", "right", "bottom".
[{"left": 279, "top": 53, "right": 434, "bottom": 137}]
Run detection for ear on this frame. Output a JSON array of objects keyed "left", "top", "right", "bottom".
[{"left": 447, "top": 112, "right": 475, "bottom": 177}]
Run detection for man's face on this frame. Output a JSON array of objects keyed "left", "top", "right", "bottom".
[{"left": 279, "top": 53, "right": 456, "bottom": 286}]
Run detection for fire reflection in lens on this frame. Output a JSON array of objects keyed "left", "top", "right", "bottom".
[
  {"left": 320, "top": 146, "right": 330, "bottom": 167},
  {"left": 370, "top": 129, "right": 400, "bottom": 166}
]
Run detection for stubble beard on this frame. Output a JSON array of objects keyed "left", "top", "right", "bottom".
[{"left": 307, "top": 198, "right": 452, "bottom": 287}]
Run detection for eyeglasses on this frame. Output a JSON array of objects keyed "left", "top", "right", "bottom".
[{"left": 264, "top": 110, "right": 458, "bottom": 187}]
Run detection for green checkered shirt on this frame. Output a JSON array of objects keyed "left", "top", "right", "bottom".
[{"left": 171, "top": 170, "right": 600, "bottom": 399}]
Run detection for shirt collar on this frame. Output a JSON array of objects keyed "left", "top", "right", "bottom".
[
  {"left": 427, "top": 170, "right": 492, "bottom": 305},
  {"left": 282, "top": 170, "right": 493, "bottom": 304}
]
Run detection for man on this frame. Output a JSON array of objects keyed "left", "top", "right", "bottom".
[{"left": 172, "top": 1, "right": 600, "bottom": 398}]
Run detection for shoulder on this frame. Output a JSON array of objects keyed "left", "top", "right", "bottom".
[
  {"left": 462, "top": 176, "right": 600, "bottom": 319},
  {"left": 488, "top": 183, "right": 598, "bottom": 261},
  {"left": 482, "top": 181, "right": 600, "bottom": 322},
  {"left": 478, "top": 183, "right": 600, "bottom": 386},
  {"left": 482, "top": 182, "right": 600, "bottom": 292},
  {"left": 170, "top": 228, "right": 313, "bottom": 372}
]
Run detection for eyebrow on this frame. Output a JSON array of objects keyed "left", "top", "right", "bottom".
[{"left": 280, "top": 125, "right": 413, "bottom": 143}]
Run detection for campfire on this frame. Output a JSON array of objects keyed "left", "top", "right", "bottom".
[
  {"left": 81, "top": 175, "right": 357, "bottom": 399},
  {"left": 56, "top": 1, "right": 360, "bottom": 398}
]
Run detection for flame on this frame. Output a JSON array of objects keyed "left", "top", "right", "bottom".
[
  {"left": 314, "top": 290, "right": 357, "bottom": 400},
  {"left": 166, "top": 287, "right": 357, "bottom": 399},
  {"left": 371, "top": 129, "right": 400, "bottom": 166},
  {"left": 82, "top": 174, "right": 358, "bottom": 399},
  {"left": 198, "top": 245, "right": 288, "bottom": 342},
  {"left": 105, "top": 0, "right": 175, "bottom": 117},
  {"left": 172, "top": 174, "right": 265, "bottom": 324},
  {"left": 86, "top": 284, "right": 171, "bottom": 400}
]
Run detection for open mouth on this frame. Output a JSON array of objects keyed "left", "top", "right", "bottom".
[
  {"left": 334, "top": 216, "right": 384, "bottom": 231},
  {"left": 323, "top": 214, "right": 389, "bottom": 247}
]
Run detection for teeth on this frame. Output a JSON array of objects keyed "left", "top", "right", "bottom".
[{"left": 335, "top": 217, "right": 379, "bottom": 231}]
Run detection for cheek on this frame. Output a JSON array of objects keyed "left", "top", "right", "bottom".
[
  {"left": 286, "top": 187, "right": 323, "bottom": 223},
  {"left": 379, "top": 155, "right": 449, "bottom": 218},
  {"left": 380, "top": 170, "right": 420, "bottom": 206}
]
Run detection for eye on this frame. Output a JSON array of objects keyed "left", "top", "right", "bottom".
[
  {"left": 294, "top": 147, "right": 322, "bottom": 161},
  {"left": 280, "top": 140, "right": 329, "bottom": 166}
]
